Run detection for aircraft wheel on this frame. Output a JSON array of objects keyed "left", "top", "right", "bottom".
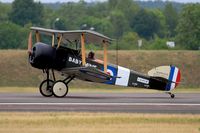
[
  {"left": 170, "top": 94, "right": 175, "bottom": 99},
  {"left": 52, "top": 81, "right": 68, "bottom": 98},
  {"left": 39, "top": 79, "right": 54, "bottom": 97}
]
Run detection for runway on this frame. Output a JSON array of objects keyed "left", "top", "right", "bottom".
[{"left": 0, "top": 92, "right": 200, "bottom": 113}]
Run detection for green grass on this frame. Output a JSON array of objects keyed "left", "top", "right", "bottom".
[
  {"left": 0, "top": 112, "right": 200, "bottom": 133},
  {"left": 0, "top": 50, "right": 199, "bottom": 88}
]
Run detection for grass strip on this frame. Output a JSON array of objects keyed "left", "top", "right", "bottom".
[{"left": 0, "top": 112, "right": 199, "bottom": 133}]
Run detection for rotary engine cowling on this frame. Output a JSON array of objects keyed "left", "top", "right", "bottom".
[{"left": 29, "top": 42, "right": 56, "bottom": 69}]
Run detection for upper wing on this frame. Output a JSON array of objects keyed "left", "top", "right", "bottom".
[
  {"left": 30, "top": 27, "right": 113, "bottom": 44},
  {"left": 61, "top": 67, "right": 112, "bottom": 83}
]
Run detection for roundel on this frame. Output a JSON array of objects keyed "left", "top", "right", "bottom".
[{"left": 107, "top": 69, "right": 114, "bottom": 77}]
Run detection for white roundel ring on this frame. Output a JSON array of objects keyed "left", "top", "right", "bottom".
[
  {"left": 107, "top": 69, "right": 114, "bottom": 76},
  {"left": 52, "top": 81, "right": 68, "bottom": 98}
]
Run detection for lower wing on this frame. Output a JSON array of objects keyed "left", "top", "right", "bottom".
[{"left": 61, "top": 67, "right": 112, "bottom": 83}]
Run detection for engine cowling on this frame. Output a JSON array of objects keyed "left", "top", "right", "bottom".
[{"left": 29, "top": 42, "right": 56, "bottom": 69}]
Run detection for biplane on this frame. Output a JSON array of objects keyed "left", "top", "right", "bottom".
[{"left": 27, "top": 27, "right": 181, "bottom": 98}]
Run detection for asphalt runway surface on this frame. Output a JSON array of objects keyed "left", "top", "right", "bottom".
[{"left": 0, "top": 92, "right": 200, "bottom": 113}]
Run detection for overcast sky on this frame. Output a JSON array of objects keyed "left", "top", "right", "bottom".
[{"left": 0, "top": 0, "right": 200, "bottom": 3}]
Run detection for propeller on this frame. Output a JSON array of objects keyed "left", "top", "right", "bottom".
[{"left": 27, "top": 31, "right": 32, "bottom": 54}]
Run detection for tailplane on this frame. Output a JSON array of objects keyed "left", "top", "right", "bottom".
[{"left": 148, "top": 66, "right": 181, "bottom": 91}]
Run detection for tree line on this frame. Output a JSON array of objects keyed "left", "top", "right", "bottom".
[{"left": 0, "top": 0, "right": 200, "bottom": 50}]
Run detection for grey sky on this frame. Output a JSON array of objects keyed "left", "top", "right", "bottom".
[{"left": 0, "top": 0, "right": 200, "bottom": 3}]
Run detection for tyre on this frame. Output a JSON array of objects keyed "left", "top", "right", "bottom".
[
  {"left": 39, "top": 79, "right": 54, "bottom": 97},
  {"left": 52, "top": 81, "right": 68, "bottom": 98},
  {"left": 171, "top": 94, "right": 175, "bottom": 99}
]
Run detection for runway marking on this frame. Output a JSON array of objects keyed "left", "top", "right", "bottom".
[{"left": 0, "top": 103, "right": 200, "bottom": 106}]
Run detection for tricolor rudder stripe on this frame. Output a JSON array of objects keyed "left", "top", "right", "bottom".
[{"left": 165, "top": 66, "right": 181, "bottom": 91}]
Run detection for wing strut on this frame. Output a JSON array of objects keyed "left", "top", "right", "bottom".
[
  {"left": 81, "top": 33, "right": 86, "bottom": 66},
  {"left": 27, "top": 31, "right": 32, "bottom": 54},
  {"left": 103, "top": 40, "right": 107, "bottom": 73},
  {"left": 35, "top": 30, "right": 40, "bottom": 42},
  {"left": 57, "top": 34, "right": 63, "bottom": 49},
  {"left": 52, "top": 33, "right": 55, "bottom": 47}
]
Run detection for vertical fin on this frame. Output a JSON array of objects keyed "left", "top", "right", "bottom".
[{"left": 166, "top": 66, "right": 181, "bottom": 91}]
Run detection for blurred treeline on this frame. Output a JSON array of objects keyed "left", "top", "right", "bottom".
[{"left": 0, "top": 0, "right": 200, "bottom": 50}]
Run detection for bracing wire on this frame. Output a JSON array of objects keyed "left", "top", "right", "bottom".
[{"left": 116, "top": 39, "right": 119, "bottom": 66}]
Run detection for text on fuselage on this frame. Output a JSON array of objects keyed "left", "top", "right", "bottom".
[{"left": 68, "top": 56, "right": 97, "bottom": 68}]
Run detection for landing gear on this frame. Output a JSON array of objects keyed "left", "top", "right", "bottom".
[
  {"left": 39, "top": 69, "right": 74, "bottom": 98},
  {"left": 39, "top": 69, "right": 55, "bottom": 97},
  {"left": 39, "top": 79, "right": 54, "bottom": 97},
  {"left": 51, "top": 76, "right": 75, "bottom": 97},
  {"left": 167, "top": 92, "right": 175, "bottom": 99},
  {"left": 52, "top": 81, "right": 68, "bottom": 98}
]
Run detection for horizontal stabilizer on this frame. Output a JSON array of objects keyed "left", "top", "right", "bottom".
[{"left": 148, "top": 66, "right": 181, "bottom": 91}]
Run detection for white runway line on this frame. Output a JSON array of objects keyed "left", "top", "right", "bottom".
[{"left": 0, "top": 103, "right": 200, "bottom": 106}]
